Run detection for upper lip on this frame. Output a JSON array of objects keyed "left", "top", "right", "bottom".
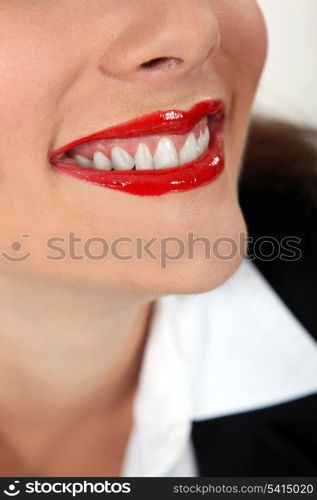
[{"left": 49, "top": 99, "right": 224, "bottom": 159}]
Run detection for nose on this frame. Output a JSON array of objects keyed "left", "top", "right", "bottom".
[{"left": 98, "top": 0, "right": 220, "bottom": 81}]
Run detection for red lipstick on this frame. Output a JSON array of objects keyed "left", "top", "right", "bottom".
[{"left": 49, "top": 100, "right": 225, "bottom": 196}]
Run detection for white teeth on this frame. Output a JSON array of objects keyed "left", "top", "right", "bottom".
[
  {"left": 153, "top": 137, "right": 179, "bottom": 169},
  {"left": 197, "top": 131, "right": 205, "bottom": 155},
  {"left": 111, "top": 147, "right": 134, "bottom": 170},
  {"left": 134, "top": 143, "right": 154, "bottom": 171},
  {"left": 93, "top": 151, "right": 112, "bottom": 170},
  {"left": 197, "top": 127, "right": 210, "bottom": 156},
  {"left": 203, "top": 126, "right": 210, "bottom": 149},
  {"left": 73, "top": 125, "right": 211, "bottom": 171},
  {"left": 179, "top": 133, "right": 198, "bottom": 165},
  {"left": 74, "top": 154, "right": 93, "bottom": 168}
]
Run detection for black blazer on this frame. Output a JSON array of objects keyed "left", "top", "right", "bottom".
[{"left": 192, "top": 176, "right": 317, "bottom": 476}]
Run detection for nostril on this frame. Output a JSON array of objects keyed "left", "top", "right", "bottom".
[{"left": 139, "top": 56, "right": 182, "bottom": 71}]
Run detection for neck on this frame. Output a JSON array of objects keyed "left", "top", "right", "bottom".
[{"left": 0, "top": 271, "right": 153, "bottom": 427}]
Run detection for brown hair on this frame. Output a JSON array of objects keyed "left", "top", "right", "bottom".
[{"left": 241, "top": 118, "right": 317, "bottom": 201}]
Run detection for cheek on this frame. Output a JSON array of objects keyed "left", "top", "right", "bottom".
[
  {"left": 212, "top": 1, "right": 267, "bottom": 181},
  {"left": 0, "top": 13, "right": 81, "bottom": 158},
  {"left": 216, "top": 0, "right": 268, "bottom": 79}
]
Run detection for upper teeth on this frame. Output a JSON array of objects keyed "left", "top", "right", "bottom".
[
  {"left": 135, "top": 143, "right": 154, "bottom": 170},
  {"left": 197, "top": 128, "right": 210, "bottom": 156},
  {"left": 179, "top": 133, "right": 198, "bottom": 166},
  {"left": 153, "top": 137, "right": 179, "bottom": 169},
  {"left": 111, "top": 147, "right": 135, "bottom": 170},
  {"left": 70, "top": 125, "right": 210, "bottom": 171},
  {"left": 93, "top": 151, "right": 112, "bottom": 170},
  {"left": 73, "top": 154, "right": 93, "bottom": 168}
]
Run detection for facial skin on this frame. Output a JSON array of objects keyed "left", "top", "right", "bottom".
[{"left": 0, "top": 0, "right": 267, "bottom": 299}]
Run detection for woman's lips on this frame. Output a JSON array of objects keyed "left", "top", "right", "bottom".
[{"left": 49, "top": 100, "right": 225, "bottom": 196}]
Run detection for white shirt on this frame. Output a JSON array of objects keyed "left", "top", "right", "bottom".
[{"left": 121, "top": 261, "right": 317, "bottom": 477}]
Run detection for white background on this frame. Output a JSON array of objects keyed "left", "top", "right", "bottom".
[{"left": 254, "top": 0, "right": 317, "bottom": 126}]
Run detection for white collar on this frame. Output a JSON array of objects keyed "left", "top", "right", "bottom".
[{"left": 122, "top": 261, "right": 317, "bottom": 476}]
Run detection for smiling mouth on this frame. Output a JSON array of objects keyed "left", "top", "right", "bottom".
[{"left": 49, "top": 100, "right": 225, "bottom": 196}]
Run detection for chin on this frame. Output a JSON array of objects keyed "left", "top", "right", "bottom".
[
  {"left": 120, "top": 199, "right": 247, "bottom": 298},
  {"left": 159, "top": 251, "right": 245, "bottom": 296}
]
